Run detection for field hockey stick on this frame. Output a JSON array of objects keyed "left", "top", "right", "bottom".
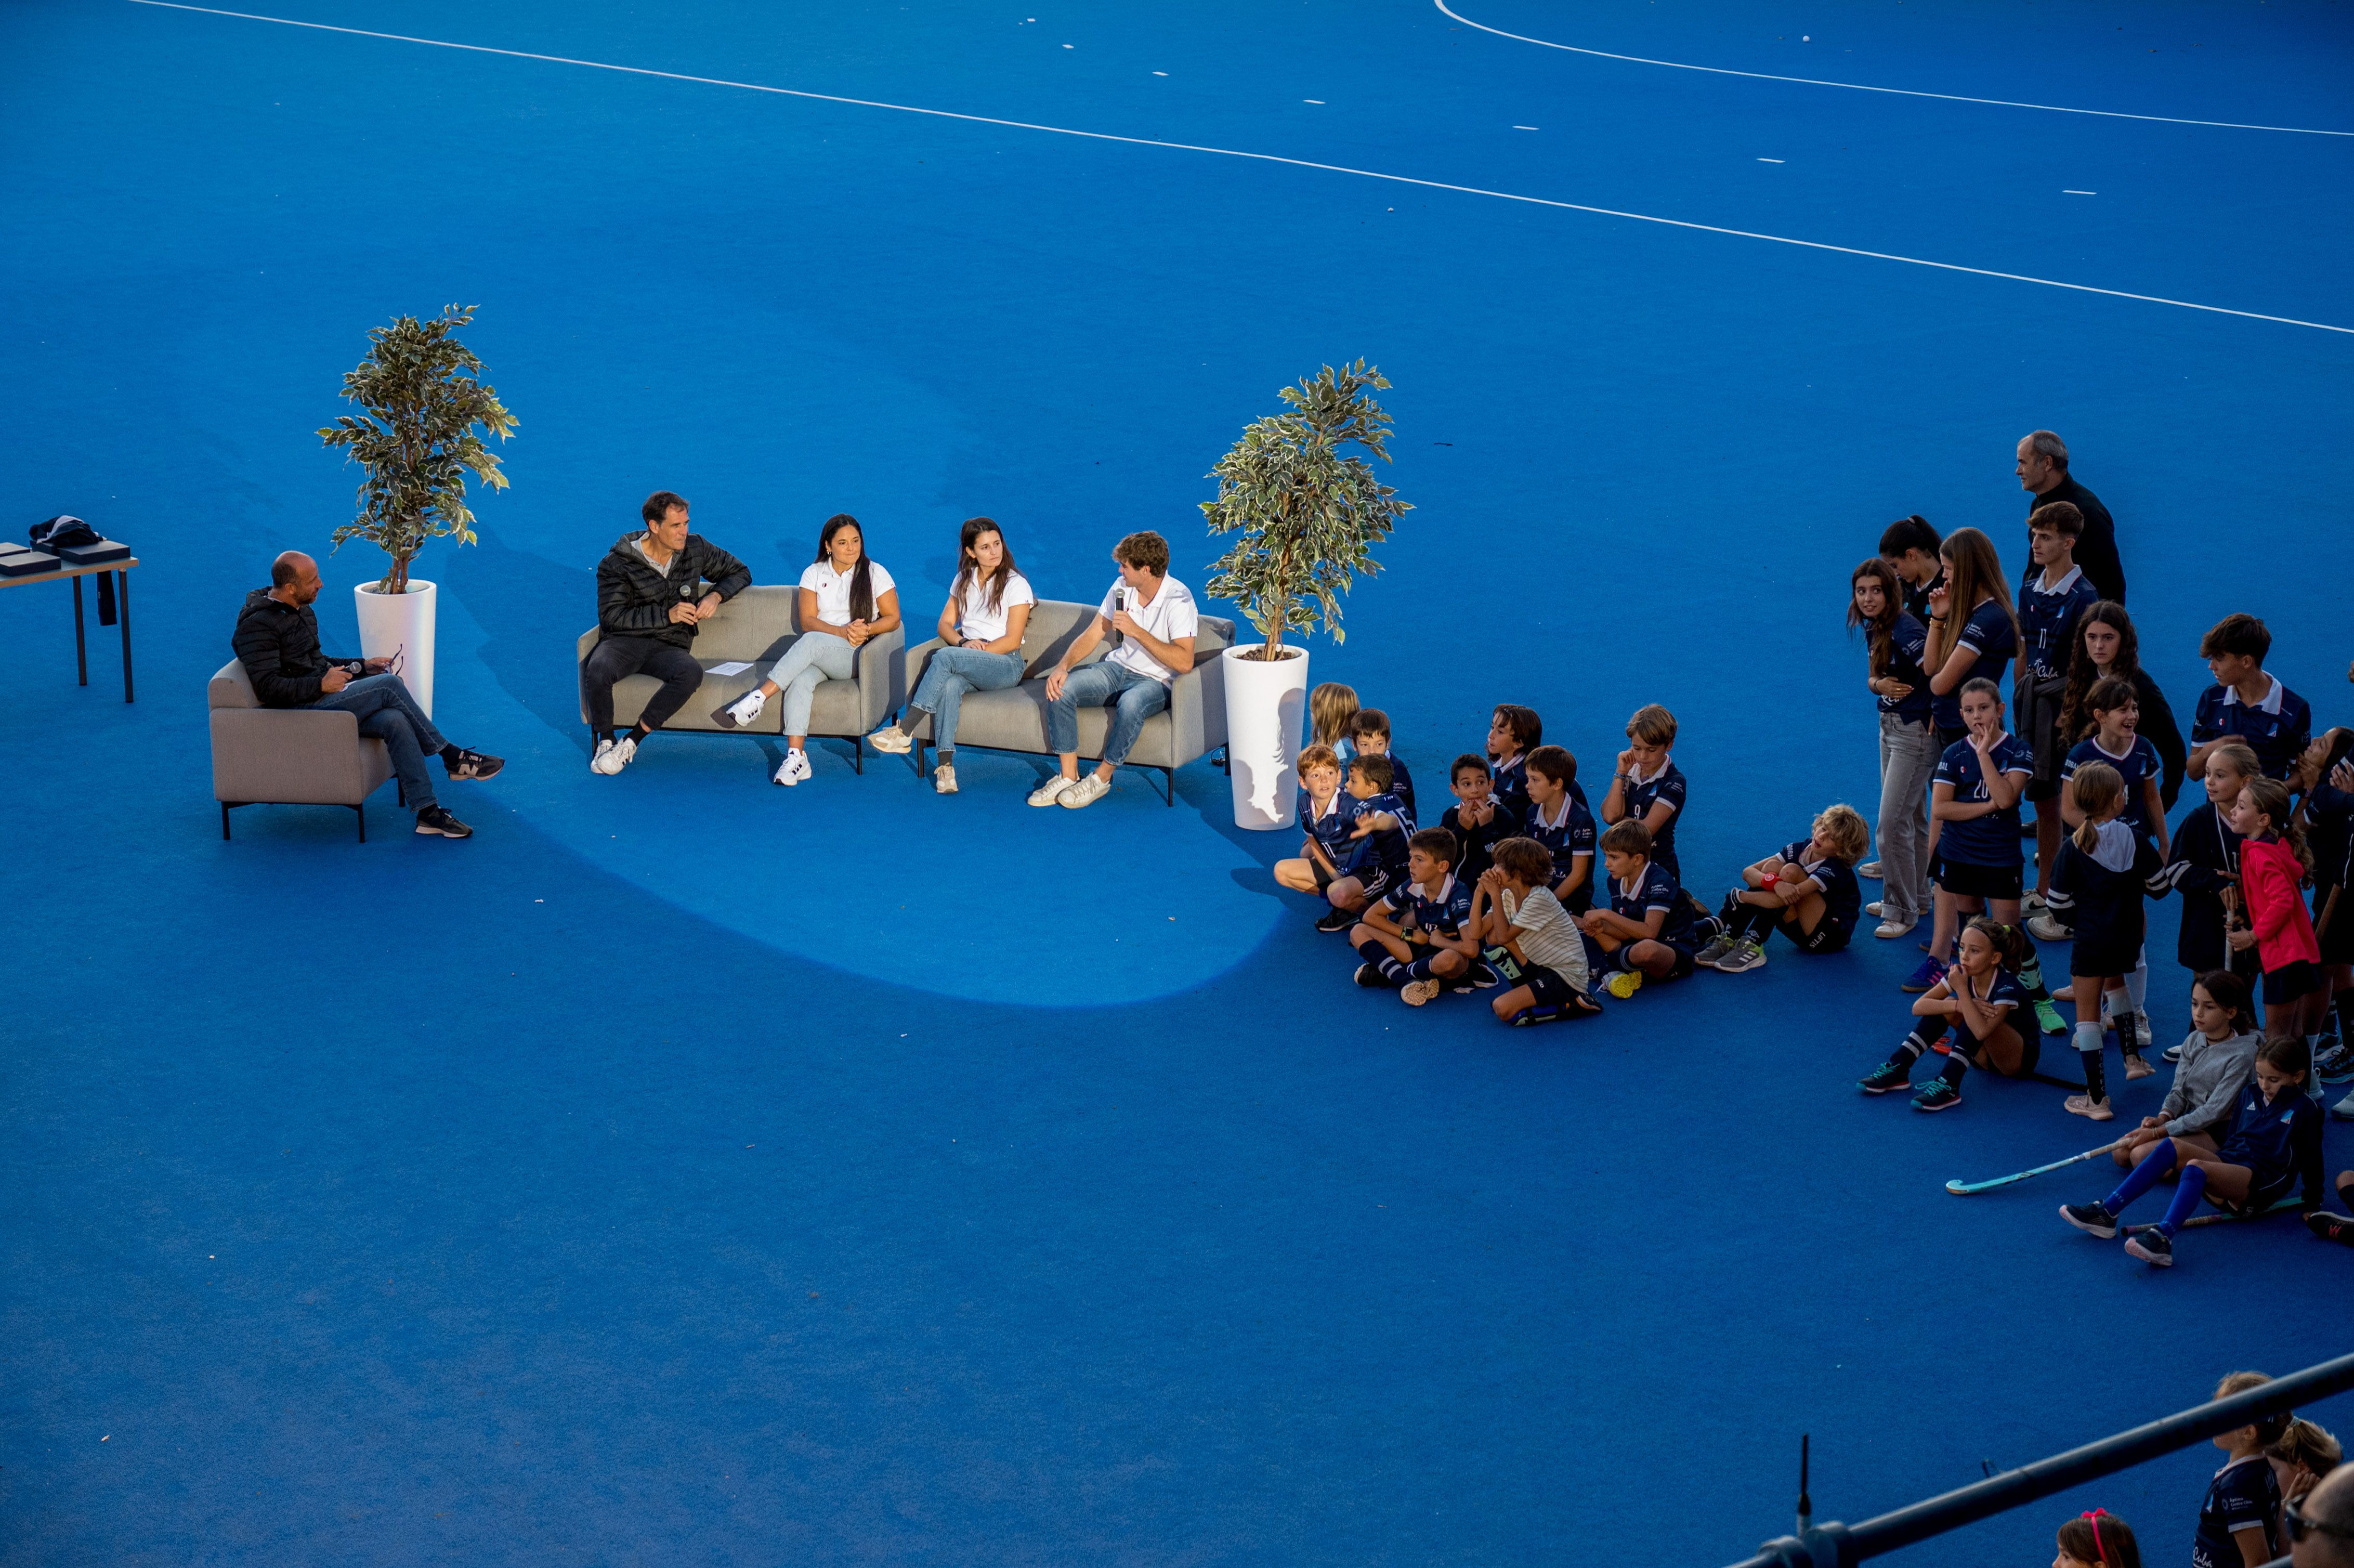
[
  {"left": 1946, "top": 1139, "right": 2126, "bottom": 1196},
  {"left": 2180, "top": 1194, "right": 2307, "bottom": 1230}
]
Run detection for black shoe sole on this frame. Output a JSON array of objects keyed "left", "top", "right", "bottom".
[
  {"left": 711, "top": 706, "right": 748, "bottom": 729},
  {"left": 1858, "top": 1078, "right": 1912, "bottom": 1095},
  {"left": 415, "top": 822, "right": 473, "bottom": 838}
]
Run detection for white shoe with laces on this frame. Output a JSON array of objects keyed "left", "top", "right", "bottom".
[
  {"left": 1874, "top": 914, "right": 1917, "bottom": 939},
  {"left": 869, "top": 724, "right": 913, "bottom": 755},
  {"left": 716, "top": 689, "right": 766, "bottom": 729},
  {"left": 773, "top": 748, "right": 813, "bottom": 787},
  {"left": 1060, "top": 773, "right": 1111, "bottom": 809},
  {"left": 590, "top": 735, "right": 635, "bottom": 775},
  {"left": 1857, "top": 860, "right": 1884, "bottom": 880},
  {"left": 934, "top": 764, "right": 958, "bottom": 794},
  {"left": 1028, "top": 776, "right": 1073, "bottom": 807}
]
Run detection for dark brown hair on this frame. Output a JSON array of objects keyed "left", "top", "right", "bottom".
[
  {"left": 1599, "top": 820, "right": 1652, "bottom": 858},
  {"left": 1490, "top": 837, "right": 1552, "bottom": 885},
  {"left": 1849, "top": 556, "right": 1903, "bottom": 681},
  {"left": 1408, "top": 827, "right": 1459, "bottom": 867},
  {"left": 2056, "top": 1510, "right": 2140, "bottom": 1568},
  {"left": 641, "top": 490, "right": 689, "bottom": 525},
  {"left": 1526, "top": 744, "right": 1576, "bottom": 789},
  {"left": 1113, "top": 530, "right": 1169, "bottom": 576},
  {"left": 1491, "top": 704, "right": 1541, "bottom": 754},
  {"left": 952, "top": 516, "right": 1018, "bottom": 617},
  {"left": 2028, "top": 499, "right": 2085, "bottom": 538},
  {"left": 2060, "top": 602, "right": 2142, "bottom": 744},
  {"left": 2191, "top": 970, "right": 2257, "bottom": 1035},
  {"left": 2200, "top": 612, "right": 2271, "bottom": 663},
  {"left": 1349, "top": 708, "right": 1392, "bottom": 741},
  {"left": 815, "top": 514, "right": 875, "bottom": 624},
  {"left": 1348, "top": 753, "right": 1395, "bottom": 793}
]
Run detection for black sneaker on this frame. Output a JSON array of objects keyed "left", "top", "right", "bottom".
[
  {"left": 1858, "top": 1058, "right": 1914, "bottom": 1094},
  {"left": 1354, "top": 962, "right": 1388, "bottom": 988},
  {"left": 1468, "top": 962, "right": 1500, "bottom": 989},
  {"left": 2059, "top": 1201, "right": 2119, "bottom": 1239},
  {"left": 1315, "top": 907, "right": 1358, "bottom": 933},
  {"left": 443, "top": 748, "right": 504, "bottom": 781},
  {"left": 415, "top": 805, "right": 474, "bottom": 838},
  {"left": 2305, "top": 1211, "right": 2354, "bottom": 1248},
  {"left": 1911, "top": 1078, "right": 1961, "bottom": 1112},
  {"left": 2123, "top": 1226, "right": 2174, "bottom": 1266}
]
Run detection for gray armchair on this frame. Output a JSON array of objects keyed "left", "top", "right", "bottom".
[{"left": 210, "top": 659, "right": 396, "bottom": 840}]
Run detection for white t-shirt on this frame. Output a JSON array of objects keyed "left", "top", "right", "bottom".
[
  {"left": 1502, "top": 885, "right": 1589, "bottom": 989},
  {"left": 800, "top": 559, "right": 896, "bottom": 627},
  {"left": 955, "top": 569, "right": 1036, "bottom": 645},
  {"left": 1100, "top": 576, "right": 1199, "bottom": 685}
]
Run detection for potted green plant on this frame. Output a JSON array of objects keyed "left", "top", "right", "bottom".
[
  {"left": 1202, "top": 359, "right": 1410, "bottom": 829},
  {"left": 319, "top": 304, "right": 516, "bottom": 716}
]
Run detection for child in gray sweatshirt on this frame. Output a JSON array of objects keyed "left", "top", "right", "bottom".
[{"left": 2111, "top": 970, "right": 2260, "bottom": 1171}]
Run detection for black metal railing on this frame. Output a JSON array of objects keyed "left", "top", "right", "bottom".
[{"left": 1726, "top": 1349, "right": 2354, "bottom": 1568}]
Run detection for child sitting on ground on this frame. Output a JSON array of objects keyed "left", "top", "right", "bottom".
[
  {"left": 1601, "top": 703, "right": 1688, "bottom": 882},
  {"left": 1858, "top": 916, "right": 2035, "bottom": 1112},
  {"left": 1309, "top": 683, "right": 1361, "bottom": 766},
  {"left": 1274, "top": 743, "right": 1353, "bottom": 917},
  {"left": 1313, "top": 753, "right": 1415, "bottom": 933},
  {"left": 2051, "top": 1509, "right": 2140, "bottom": 1568},
  {"left": 2043, "top": 761, "right": 2169, "bottom": 1120},
  {"left": 1437, "top": 754, "right": 1522, "bottom": 882},
  {"left": 1576, "top": 820, "right": 1699, "bottom": 1000},
  {"left": 2189, "top": 612, "right": 2312, "bottom": 782},
  {"left": 2110, "top": 971, "right": 2259, "bottom": 1172},
  {"left": 1348, "top": 708, "right": 1415, "bottom": 819},
  {"left": 1486, "top": 703, "right": 1544, "bottom": 817},
  {"left": 1696, "top": 803, "right": 1868, "bottom": 973},
  {"left": 1522, "top": 744, "right": 1597, "bottom": 913},
  {"left": 1471, "top": 836, "right": 1601, "bottom": 1026},
  {"left": 2060, "top": 1037, "right": 2321, "bottom": 1268},
  {"left": 1350, "top": 827, "right": 1478, "bottom": 1007}
]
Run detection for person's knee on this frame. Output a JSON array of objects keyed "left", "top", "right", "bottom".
[
  {"left": 1432, "top": 950, "right": 1466, "bottom": 976},
  {"left": 1491, "top": 996, "right": 1515, "bottom": 1020}
]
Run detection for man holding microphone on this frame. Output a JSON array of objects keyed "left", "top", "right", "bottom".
[{"left": 1032, "top": 530, "right": 1198, "bottom": 809}]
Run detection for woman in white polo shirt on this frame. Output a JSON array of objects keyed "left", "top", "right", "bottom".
[
  {"left": 869, "top": 517, "right": 1035, "bottom": 794},
  {"left": 715, "top": 513, "right": 899, "bottom": 786}
]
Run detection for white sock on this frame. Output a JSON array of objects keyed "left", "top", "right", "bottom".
[
  {"left": 2125, "top": 955, "right": 2149, "bottom": 1013},
  {"left": 2104, "top": 987, "right": 2132, "bottom": 1029},
  {"left": 2074, "top": 1021, "right": 2104, "bottom": 1055}
]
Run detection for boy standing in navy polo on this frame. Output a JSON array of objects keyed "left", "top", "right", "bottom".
[
  {"left": 2189, "top": 613, "right": 2312, "bottom": 782},
  {"left": 2017, "top": 502, "right": 2100, "bottom": 911}
]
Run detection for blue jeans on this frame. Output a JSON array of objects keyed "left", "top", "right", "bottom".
[
  {"left": 762, "top": 633, "right": 859, "bottom": 740},
  {"left": 1046, "top": 661, "right": 1168, "bottom": 767},
  {"left": 910, "top": 646, "right": 1025, "bottom": 753},
  {"left": 309, "top": 674, "right": 445, "bottom": 811}
]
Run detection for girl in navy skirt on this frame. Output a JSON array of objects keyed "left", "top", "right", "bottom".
[{"left": 2044, "top": 762, "right": 2167, "bottom": 1120}]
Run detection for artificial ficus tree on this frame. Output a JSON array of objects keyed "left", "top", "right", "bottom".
[
  {"left": 319, "top": 304, "right": 517, "bottom": 593},
  {"left": 1201, "top": 359, "right": 1410, "bottom": 662}
]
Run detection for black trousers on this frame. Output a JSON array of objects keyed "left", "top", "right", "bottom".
[{"left": 583, "top": 635, "right": 703, "bottom": 733}]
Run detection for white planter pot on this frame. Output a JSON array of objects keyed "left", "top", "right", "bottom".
[
  {"left": 354, "top": 578, "right": 437, "bottom": 717},
  {"left": 1223, "top": 642, "right": 1310, "bottom": 830}
]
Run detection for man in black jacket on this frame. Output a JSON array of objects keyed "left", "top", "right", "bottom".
[
  {"left": 2018, "top": 429, "right": 2125, "bottom": 604},
  {"left": 584, "top": 490, "right": 751, "bottom": 774},
  {"left": 230, "top": 552, "right": 502, "bottom": 838}
]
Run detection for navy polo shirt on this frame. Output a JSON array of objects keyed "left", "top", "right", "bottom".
[
  {"left": 1879, "top": 611, "right": 1933, "bottom": 725},
  {"left": 1934, "top": 733, "right": 2034, "bottom": 867},
  {"left": 2062, "top": 734, "right": 2163, "bottom": 839},
  {"left": 2192, "top": 1455, "right": 2280, "bottom": 1568},
  {"left": 1611, "top": 861, "right": 1696, "bottom": 950},
  {"left": 1525, "top": 792, "right": 1598, "bottom": 912},
  {"left": 1380, "top": 871, "right": 1475, "bottom": 938},
  {"left": 2191, "top": 675, "right": 2312, "bottom": 780},
  {"left": 1780, "top": 839, "right": 1861, "bottom": 942},
  {"left": 2017, "top": 565, "right": 2098, "bottom": 682},
  {"left": 1622, "top": 761, "right": 1688, "bottom": 875},
  {"left": 1298, "top": 787, "right": 1353, "bottom": 865},
  {"left": 1342, "top": 790, "right": 1415, "bottom": 877},
  {"left": 1931, "top": 598, "right": 2017, "bottom": 730}
]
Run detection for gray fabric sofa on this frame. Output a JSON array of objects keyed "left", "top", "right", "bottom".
[
  {"left": 575, "top": 585, "right": 905, "bottom": 767},
  {"left": 210, "top": 658, "right": 396, "bottom": 840},
  {"left": 900, "top": 600, "right": 1233, "bottom": 803}
]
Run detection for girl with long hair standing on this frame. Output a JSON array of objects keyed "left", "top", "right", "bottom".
[
  {"left": 1850, "top": 556, "right": 1934, "bottom": 938},
  {"left": 870, "top": 518, "right": 1036, "bottom": 794},
  {"left": 2058, "top": 601, "right": 2186, "bottom": 812},
  {"left": 1921, "top": 527, "right": 2018, "bottom": 754}
]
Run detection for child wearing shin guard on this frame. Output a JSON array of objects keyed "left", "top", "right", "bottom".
[
  {"left": 2228, "top": 777, "right": 2327, "bottom": 1066},
  {"left": 2110, "top": 971, "right": 2259, "bottom": 1173},
  {"left": 1350, "top": 828, "right": 1479, "bottom": 1008},
  {"left": 2059, "top": 1037, "right": 2320, "bottom": 1268},
  {"left": 2044, "top": 762, "right": 2168, "bottom": 1119},
  {"left": 1858, "top": 917, "right": 2034, "bottom": 1111},
  {"left": 1697, "top": 804, "right": 1868, "bottom": 973},
  {"left": 1471, "top": 837, "right": 1601, "bottom": 1026}
]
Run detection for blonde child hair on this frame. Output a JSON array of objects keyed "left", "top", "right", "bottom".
[
  {"left": 1298, "top": 742, "right": 1342, "bottom": 778},
  {"left": 2069, "top": 761, "right": 2126, "bottom": 853},
  {"left": 1626, "top": 704, "right": 1677, "bottom": 748},
  {"left": 1812, "top": 804, "right": 1869, "bottom": 863},
  {"left": 1309, "top": 683, "right": 1361, "bottom": 750}
]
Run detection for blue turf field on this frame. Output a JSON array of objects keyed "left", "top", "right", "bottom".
[{"left": 3, "top": 1, "right": 2351, "bottom": 1561}]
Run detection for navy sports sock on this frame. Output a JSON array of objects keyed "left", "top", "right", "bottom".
[
  {"left": 2103, "top": 1142, "right": 2178, "bottom": 1214},
  {"left": 1355, "top": 939, "right": 1407, "bottom": 985},
  {"left": 1404, "top": 953, "right": 1444, "bottom": 984},
  {"left": 2080, "top": 1043, "right": 2107, "bottom": 1104},
  {"left": 1936, "top": 1050, "right": 1969, "bottom": 1088},
  {"left": 2157, "top": 1164, "right": 2208, "bottom": 1237},
  {"left": 1890, "top": 1028, "right": 1938, "bottom": 1067}
]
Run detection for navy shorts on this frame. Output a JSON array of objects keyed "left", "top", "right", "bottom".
[
  {"left": 1935, "top": 857, "right": 2024, "bottom": 901},
  {"left": 2264, "top": 959, "right": 2322, "bottom": 1008},
  {"left": 1772, "top": 912, "right": 1852, "bottom": 955},
  {"left": 1521, "top": 963, "right": 1586, "bottom": 1006}
]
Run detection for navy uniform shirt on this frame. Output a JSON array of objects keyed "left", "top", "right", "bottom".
[
  {"left": 1780, "top": 839, "right": 1861, "bottom": 942},
  {"left": 1611, "top": 860, "right": 1697, "bottom": 951},
  {"left": 1490, "top": 753, "right": 1529, "bottom": 818},
  {"left": 1298, "top": 787, "right": 1353, "bottom": 868},
  {"left": 1878, "top": 611, "right": 1933, "bottom": 725},
  {"left": 2061, "top": 734, "right": 2164, "bottom": 838},
  {"left": 1526, "top": 793, "right": 1599, "bottom": 913},
  {"left": 2017, "top": 565, "right": 2098, "bottom": 682},
  {"left": 1944, "top": 966, "right": 2025, "bottom": 1043},
  {"left": 1620, "top": 760, "right": 1689, "bottom": 880},
  {"left": 1441, "top": 796, "right": 1523, "bottom": 882},
  {"left": 1342, "top": 790, "right": 1415, "bottom": 877},
  {"left": 2191, "top": 1456, "right": 2280, "bottom": 1568},
  {"left": 1378, "top": 871, "right": 1474, "bottom": 940},
  {"left": 2191, "top": 674, "right": 2312, "bottom": 780},
  {"left": 1376, "top": 752, "right": 1416, "bottom": 819},
  {"left": 1933, "top": 733, "right": 2035, "bottom": 866},
  {"left": 1931, "top": 598, "right": 2017, "bottom": 731}
]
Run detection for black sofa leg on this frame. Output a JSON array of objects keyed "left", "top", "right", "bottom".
[
  {"left": 855, "top": 736, "right": 864, "bottom": 775},
  {"left": 1162, "top": 767, "right": 1175, "bottom": 806},
  {"left": 354, "top": 804, "right": 367, "bottom": 843},
  {"left": 221, "top": 802, "right": 233, "bottom": 841}
]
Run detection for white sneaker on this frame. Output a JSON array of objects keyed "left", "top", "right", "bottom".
[
  {"left": 869, "top": 724, "right": 914, "bottom": 755},
  {"left": 1857, "top": 860, "right": 1884, "bottom": 880},
  {"left": 772, "top": 748, "right": 813, "bottom": 787},
  {"left": 934, "top": 764, "right": 957, "bottom": 794},
  {"left": 2333, "top": 1090, "right": 2354, "bottom": 1120},
  {"left": 715, "top": 689, "right": 766, "bottom": 729},
  {"left": 1874, "top": 914, "right": 1917, "bottom": 939},
  {"left": 590, "top": 735, "right": 636, "bottom": 775},
  {"left": 1060, "top": 773, "right": 1111, "bottom": 809},
  {"left": 1865, "top": 900, "right": 1884, "bottom": 918},
  {"left": 1028, "top": 777, "right": 1074, "bottom": 807}
]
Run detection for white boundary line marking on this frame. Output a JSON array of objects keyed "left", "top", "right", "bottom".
[
  {"left": 1433, "top": 0, "right": 2354, "bottom": 137},
  {"left": 124, "top": 0, "right": 2353, "bottom": 335}
]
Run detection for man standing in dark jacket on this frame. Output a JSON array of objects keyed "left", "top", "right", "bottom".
[
  {"left": 584, "top": 490, "right": 751, "bottom": 775},
  {"left": 230, "top": 552, "right": 502, "bottom": 838},
  {"left": 2018, "top": 430, "right": 2125, "bottom": 604}
]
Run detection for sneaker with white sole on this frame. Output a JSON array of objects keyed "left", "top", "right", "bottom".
[
  {"left": 772, "top": 748, "right": 812, "bottom": 787},
  {"left": 1354, "top": 962, "right": 1389, "bottom": 988},
  {"left": 1714, "top": 937, "right": 1768, "bottom": 974},
  {"left": 1060, "top": 773, "right": 1111, "bottom": 809},
  {"left": 414, "top": 805, "right": 473, "bottom": 838},
  {"left": 2122, "top": 1226, "right": 2174, "bottom": 1266},
  {"left": 590, "top": 735, "right": 636, "bottom": 775},
  {"left": 933, "top": 764, "right": 958, "bottom": 794},
  {"left": 2333, "top": 1090, "right": 2354, "bottom": 1121},
  {"left": 869, "top": 724, "right": 914, "bottom": 755},
  {"left": 2059, "top": 1200, "right": 2120, "bottom": 1238},
  {"left": 1857, "top": 860, "right": 1884, "bottom": 880},
  {"left": 2163, "top": 1040, "right": 2185, "bottom": 1063},
  {"left": 1028, "top": 777, "right": 1074, "bottom": 807},
  {"left": 1865, "top": 900, "right": 1884, "bottom": 918},
  {"left": 1874, "top": 915, "right": 1918, "bottom": 939},
  {"left": 1691, "top": 933, "right": 1738, "bottom": 968},
  {"left": 1400, "top": 978, "right": 1442, "bottom": 1007},
  {"left": 2025, "top": 912, "right": 2073, "bottom": 943},
  {"left": 714, "top": 689, "right": 767, "bottom": 729},
  {"left": 2022, "top": 888, "right": 2047, "bottom": 915},
  {"left": 2063, "top": 1093, "right": 2115, "bottom": 1122},
  {"left": 2313, "top": 1042, "right": 2354, "bottom": 1083}
]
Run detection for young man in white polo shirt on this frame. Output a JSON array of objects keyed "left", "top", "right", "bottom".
[{"left": 1033, "top": 530, "right": 1198, "bottom": 809}]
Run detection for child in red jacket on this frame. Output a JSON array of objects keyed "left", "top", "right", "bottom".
[{"left": 2227, "top": 776, "right": 2325, "bottom": 1051}]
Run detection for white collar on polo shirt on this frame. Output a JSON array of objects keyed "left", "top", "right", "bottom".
[
  {"left": 1308, "top": 790, "right": 1342, "bottom": 823},
  {"left": 1627, "top": 754, "right": 1671, "bottom": 787},
  {"left": 2219, "top": 673, "right": 2284, "bottom": 713},
  {"left": 1411, "top": 871, "right": 1456, "bottom": 903},
  {"left": 1533, "top": 792, "right": 1571, "bottom": 830},
  {"left": 2032, "top": 564, "right": 2083, "bottom": 596}
]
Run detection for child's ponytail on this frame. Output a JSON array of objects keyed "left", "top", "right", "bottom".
[
  {"left": 2069, "top": 762, "right": 2124, "bottom": 855},
  {"left": 1965, "top": 915, "right": 2030, "bottom": 972},
  {"left": 2240, "top": 776, "right": 2312, "bottom": 884}
]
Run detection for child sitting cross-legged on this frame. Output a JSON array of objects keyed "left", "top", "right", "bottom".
[
  {"left": 1858, "top": 915, "right": 2037, "bottom": 1111},
  {"left": 1273, "top": 743, "right": 1353, "bottom": 920},
  {"left": 1348, "top": 708, "right": 1415, "bottom": 819},
  {"left": 1437, "top": 753, "right": 1523, "bottom": 882},
  {"left": 1350, "top": 827, "right": 1479, "bottom": 1007},
  {"left": 1312, "top": 752, "right": 1415, "bottom": 933},
  {"left": 1695, "top": 804, "right": 1868, "bottom": 974},
  {"left": 2108, "top": 970, "right": 2259, "bottom": 1172},
  {"left": 1575, "top": 819, "right": 1701, "bottom": 1000},
  {"left": 1470, "top": 835, "right": 1602, "bottom": 1026},
  {"left": 2060, "top": 1036, "right": 2321, "bottom": 1268}
]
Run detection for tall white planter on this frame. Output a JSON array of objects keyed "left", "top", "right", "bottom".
[
  {"left": 1223, "top": 643, "right": 1310, "bottom": 830},
  {"left": 355, "top": 579, "right": 438, "bottom": 717}
]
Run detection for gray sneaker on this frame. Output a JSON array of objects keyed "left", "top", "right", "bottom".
[
  {"left": 1692, "top": 933, "right": 1738, "bottom": 968},
  {"left": 2334, "top": 1090, "right": 2354, "bottom": 1121},
  {"left": 1715, "top": 937, "right": 1768, "bottom": 974}
]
